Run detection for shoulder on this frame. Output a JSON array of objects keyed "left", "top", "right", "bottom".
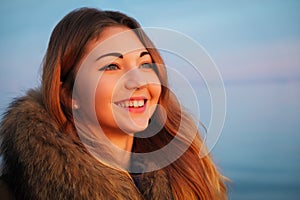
[
  {"left": 0, "top": 89, "right": 142, "bottom": 199},
  {"left": 0, "top": 89, "right": 59, "bottom": 135},
  {"left": 0, "top": 88, "right": 60, "bottom": 149},
  {"left": 0, "top": 89, "right": 62, "bottom": 172}
]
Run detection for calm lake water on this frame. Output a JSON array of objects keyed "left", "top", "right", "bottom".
[
  {"left": 212, "top": 81, "right": 300, "bottom": 200},
  {"left": 0, "top": 81, "right": 299, "bottom": 199}
]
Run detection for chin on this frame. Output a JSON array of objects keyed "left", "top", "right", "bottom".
[{"left": 120, "top": 122, "right": 149, "bottom": 134}]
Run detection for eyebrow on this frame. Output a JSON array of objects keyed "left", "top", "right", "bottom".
[
  {"left": 96, "top": 51, "right": 150, "bottom": 61},
  {"left": 96, "top": 52, "right": 123, "bottom": 61},
  {"left": 140, "top": 51, "right": 150, "bottom": 57}
]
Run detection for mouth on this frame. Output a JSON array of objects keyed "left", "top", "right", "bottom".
[{"left": 114, "top": 98, "right": 148, "bottom": 113}]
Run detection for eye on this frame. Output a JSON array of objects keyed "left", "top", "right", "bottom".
[
  {"left": 99, "top": 64, "right": 120, "bottom": 71},
  {"left": 140, "top": 63, "right": 154, "bottom": 69}
]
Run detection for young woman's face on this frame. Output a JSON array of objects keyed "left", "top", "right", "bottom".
[{"left": 74, "top": 26, "right": 161, "bottom": 135}]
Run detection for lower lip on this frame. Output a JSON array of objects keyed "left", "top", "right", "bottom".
[
  {"left": 128, "top": 105, "right": 146, "bottom": 113},
  {"left": 116, "top": 103, "right": 147, "bottom": 113}
]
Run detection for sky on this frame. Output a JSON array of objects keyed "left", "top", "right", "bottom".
[{"left": 0, "top": 0, "right": 299, "bottom": 96}]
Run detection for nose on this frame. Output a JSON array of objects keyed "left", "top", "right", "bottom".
[{"left": 124, "top": 69, "right": 147, "bottom": 90}]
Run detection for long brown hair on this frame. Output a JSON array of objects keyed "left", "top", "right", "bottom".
[{"left": 41, "top": 7, "right": 227, "bottom": 199}]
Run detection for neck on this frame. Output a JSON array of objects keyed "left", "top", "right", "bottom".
[
  {"left": 74, "top": 120, "right": 134, "bottom": 169},
  {"left": 104, "top": 130, "right": 134, "bottom": 152},
  {"left": 105, "top": 131, "right": 134, "bottom": 168}
]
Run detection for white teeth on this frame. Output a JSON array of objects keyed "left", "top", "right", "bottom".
[
  {"left": 116, "top": 100, "right": 145, "bottom": 108},
  {"left": 138, "top": 100, "right": 144, "bottom": 106}
]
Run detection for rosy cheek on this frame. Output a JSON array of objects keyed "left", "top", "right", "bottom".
[
  {"left": 96, "top": 77, "right": 120, "bottom": 104},
  {"left": 151, "top": 82, "right": 162, "bottom": 98},
  {"left": 95, "top": 84, "right": 110, "bottom": 103}
]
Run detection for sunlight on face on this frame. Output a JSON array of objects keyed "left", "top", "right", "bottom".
[{"left": 74, "top": 26, "right": 161, "bottom": 137}]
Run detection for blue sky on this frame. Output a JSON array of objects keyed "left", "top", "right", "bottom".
[{"left": 1, "top": 0, "right": 299, "bottom": 95}]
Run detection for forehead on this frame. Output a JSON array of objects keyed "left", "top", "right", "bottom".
[{"left": 87, "top": 26, "right": 146, "bottom": 58}]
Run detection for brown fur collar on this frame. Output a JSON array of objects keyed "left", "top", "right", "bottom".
[{"left": 0, "top": 89, "right": 173, "bottom": 200}]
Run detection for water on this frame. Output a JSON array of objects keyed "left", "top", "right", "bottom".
[{"left": 212, "top": 81, "right": 300, "bottom": 199}]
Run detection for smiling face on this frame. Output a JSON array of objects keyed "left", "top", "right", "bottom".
[{"left": 74, "top": 26, "right": 161, "bottom": 137}]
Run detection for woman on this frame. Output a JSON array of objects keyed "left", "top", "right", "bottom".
[{"left": 0, "top": 7, "right": 227, "bottom": 199}]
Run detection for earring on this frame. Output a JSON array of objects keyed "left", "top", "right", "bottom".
[
  {"left": 72, "top": 99, "right": 80, "bottom": 110},
  {"left": 73, "top": 103, "right": 79, "bottom": 110}
]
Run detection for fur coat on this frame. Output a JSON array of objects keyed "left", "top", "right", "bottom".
[{"left": 0, "top": 89, "right": 174, "bottom": 200}]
